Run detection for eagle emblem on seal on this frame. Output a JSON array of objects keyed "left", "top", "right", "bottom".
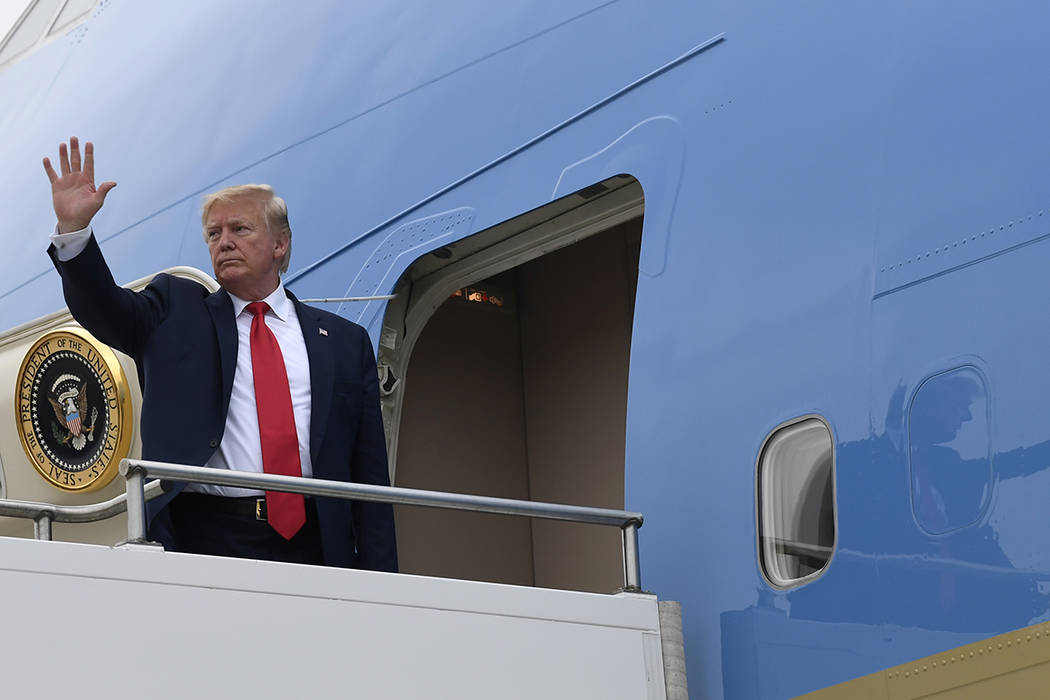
[{"left": 46, "top": 374, "right": 98, "bottom": 451}]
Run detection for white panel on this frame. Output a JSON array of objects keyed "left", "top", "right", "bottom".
[
  {"left": 50, "top": 0, "right": 95, "bottom": 34},
  {"left": 0, "top": 0, "right": 60, "bottom": 62},
  {"left": 0, "top": 537, "right": 663, "bottom": 699},
  {"left": 643, "top": 631, "right": 668, "bottom": 700}
]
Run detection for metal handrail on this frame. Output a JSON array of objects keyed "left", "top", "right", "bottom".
[
  {"left": 0, "top": 479, "right": 165, "bottom": 541},
  {"left": 120, "top": 458, "right": 645, "bottom": 591}
]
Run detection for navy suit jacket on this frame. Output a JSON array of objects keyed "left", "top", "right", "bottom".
[{"left": 49, "top": 235, "right": 397, "bottom": 571}]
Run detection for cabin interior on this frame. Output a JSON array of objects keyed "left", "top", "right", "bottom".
[{"left": 381, "top": 177, "right": 643, "bottom": 593}]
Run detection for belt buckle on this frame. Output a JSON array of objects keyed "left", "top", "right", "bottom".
[{"left": 255, "top": 498, "right": 266, "bottom": 521}]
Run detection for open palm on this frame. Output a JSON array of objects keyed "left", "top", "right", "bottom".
[{"left": 42, "top": 137, "right": 116, "bottom": 233}]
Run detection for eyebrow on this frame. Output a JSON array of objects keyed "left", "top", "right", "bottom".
[{"left": 206, "top": 217, "right": 253, "bottom": 228}]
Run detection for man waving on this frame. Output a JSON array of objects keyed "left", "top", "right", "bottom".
[{"left": 44, "top": 137, "right": 397, "bottom": 570}]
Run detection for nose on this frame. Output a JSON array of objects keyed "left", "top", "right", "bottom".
[{"left": 217, "top": 227, "right": 236, "bottom": 251}]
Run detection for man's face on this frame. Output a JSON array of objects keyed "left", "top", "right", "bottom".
[{"left": 205, "top": 199, "right": 287, "bottom": 300}]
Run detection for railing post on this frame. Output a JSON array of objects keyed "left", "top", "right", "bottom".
[
  {"left": 33, "top": 514, "right": 52, "bottom": 541},
  {"left": 123, "top": 460, "right": 148, "bottom": 544},
  {"left": 622, "top": 521, "right": 642, "bottom": 592}
]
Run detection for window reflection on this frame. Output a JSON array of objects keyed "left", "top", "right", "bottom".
[{"left": 908, "top": 366, "right": 991, "bottom": 534}]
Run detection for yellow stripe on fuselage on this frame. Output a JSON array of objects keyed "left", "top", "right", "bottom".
[{"left": 796, "top": 620, "right": 1050, "bottom": 699}]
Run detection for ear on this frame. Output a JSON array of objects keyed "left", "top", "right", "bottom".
[{"left": 272, "top": 232, "right": 290, "bottom": 260}]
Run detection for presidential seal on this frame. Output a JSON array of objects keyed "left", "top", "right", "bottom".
[{"left": 15, "top": 328, "right": 132, "bottom": 492}]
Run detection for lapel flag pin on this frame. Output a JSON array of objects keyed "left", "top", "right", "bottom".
[{"left": 319, "top": 328, "right": 328, "bottom": 336}]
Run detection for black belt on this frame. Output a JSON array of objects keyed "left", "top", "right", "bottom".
[{"left": 175, "top": 493, "right": 314, "bottom": 522}]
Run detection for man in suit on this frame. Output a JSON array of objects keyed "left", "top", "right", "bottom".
[{"left": 43, "top": 137, "right": 397, "bottom": 571}]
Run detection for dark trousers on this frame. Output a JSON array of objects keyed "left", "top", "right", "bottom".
[{"left": 169, "top": 493, "right": 324, "bottom": 565}]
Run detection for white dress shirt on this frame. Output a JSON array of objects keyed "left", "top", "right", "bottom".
[{"left": 51, "top": 226, "right": 314, "bottom": 497}]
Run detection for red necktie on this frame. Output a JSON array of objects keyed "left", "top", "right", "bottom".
[{"left": 246, "top": 302, "right": 305, "bottom": 540}]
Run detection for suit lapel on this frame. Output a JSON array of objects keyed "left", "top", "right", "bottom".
[
  {"left": 289, "top": 291, "right": 334, "bottom": 465},
  {"left": 205, "top": 289, "right": 238, "bottom": 409}
]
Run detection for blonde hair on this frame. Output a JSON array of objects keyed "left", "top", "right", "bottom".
[{"left": 201, "top": 184, "right": 292, "bottom": 274}]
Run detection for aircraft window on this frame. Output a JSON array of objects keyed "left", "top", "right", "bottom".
[
  {"left": 49, "top": 0, "right": 95, "bottom": 35},
  {"left": 908, "top": 366, "right": 991, "bottom": 534},
  {"left": 757, "top": 417, "right": 836, "bottom": 588}
]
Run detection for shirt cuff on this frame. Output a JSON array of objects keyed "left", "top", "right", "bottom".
[{"left": 50, "top": 225, "right": 92, "bottom": 262}]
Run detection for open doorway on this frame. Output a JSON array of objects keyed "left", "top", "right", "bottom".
[{"left": 378, "top": 176, "right": 643, "bottom": 593}]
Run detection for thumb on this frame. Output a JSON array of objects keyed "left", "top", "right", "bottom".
[{"left": 97, "top": 181, "right": 116, "bottom": 202}]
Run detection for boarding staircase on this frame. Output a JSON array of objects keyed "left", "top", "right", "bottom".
[{"left": 0, "top": 460, "right": 687, "bottom": 699}]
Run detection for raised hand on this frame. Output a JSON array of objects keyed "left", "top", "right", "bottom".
[{"left": 42, "top": 136, "right": 116, "bottom": 233}]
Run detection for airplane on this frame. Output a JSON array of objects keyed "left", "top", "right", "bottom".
[{"left": 0, "top": 0, "right": 1049, "bottom": 698}]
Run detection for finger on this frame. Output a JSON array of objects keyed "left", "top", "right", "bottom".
[
  {"left": 84, "top": 141, "right": 95, "bottom": 183},
  {"left": 70, "top": 136, "right": 81, "bottom": 172},
  {"left": 97, "top": 181, "right": 116, "bottom": 203},
  {"left": 42, "top": 157, "right": 59, "bottom": 184},
  {"left": 59, "top": 142, "right": 71, "bottom": 175}
]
